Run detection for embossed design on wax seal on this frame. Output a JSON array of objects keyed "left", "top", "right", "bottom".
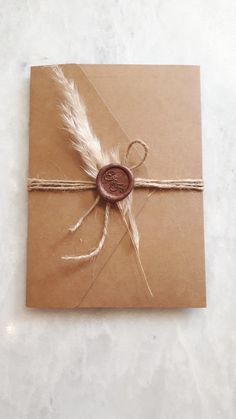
[{"left": 96, "top": 164, "right": 134, "bottom": 203}]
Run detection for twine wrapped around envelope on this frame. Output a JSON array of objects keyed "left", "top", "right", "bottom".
[{"left": 28, "top": 66, "right": 204, "bottom": 296}]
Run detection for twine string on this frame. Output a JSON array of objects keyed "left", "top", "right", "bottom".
[
  {"left": 27, "top": 178, "right": 96, "bottom": 191},
  {"left": 28, "top": 177, "right": 203, "bottom": 191},
  {"left": 124, "top": 139, "right": 149, "bottom": 169},
  {"left": 62, "top": 203, "right": 110, "bottom": 262},
  {"left": 69, "top": 195, "right": 100, "bottom": 233}
]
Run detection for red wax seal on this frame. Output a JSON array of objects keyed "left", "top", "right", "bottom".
[{"left": 96, "top": 164, "right": 134, "bottom": 203}]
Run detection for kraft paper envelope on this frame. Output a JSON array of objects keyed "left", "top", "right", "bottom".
[{"left": 26, "top": 64, "right": 206, "bottom": 308}]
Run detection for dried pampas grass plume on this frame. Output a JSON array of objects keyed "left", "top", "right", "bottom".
[
  {"left": 51, "top": 65, "right": 120, "bottom": 179},
  {"left": 51, "top": 66, "right": 148, "bottom": 290}
]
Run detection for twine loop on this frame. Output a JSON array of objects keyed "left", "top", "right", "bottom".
[{"left": 124, "top": 139, "right": 149, "bottom": 170}]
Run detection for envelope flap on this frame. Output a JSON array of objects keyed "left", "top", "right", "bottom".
[{"left": 81, "top": 64, "right": 202, "bottom": 179}]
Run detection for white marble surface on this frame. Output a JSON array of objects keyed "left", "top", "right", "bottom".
[{"left": 0, "top": 1, "right": 236, "bottom": 418}]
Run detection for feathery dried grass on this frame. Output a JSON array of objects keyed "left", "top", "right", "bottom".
[{"left": 52, "top": 65, "right": 119, "bottom": 178}]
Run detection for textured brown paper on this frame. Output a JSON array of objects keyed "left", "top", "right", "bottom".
[{"left": 26, "top": 64, "right": 206, "bottom": 308}]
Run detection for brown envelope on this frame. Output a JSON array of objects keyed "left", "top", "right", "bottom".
[{"left": 26, "top": 64, "right": 206, "bottom": 308}]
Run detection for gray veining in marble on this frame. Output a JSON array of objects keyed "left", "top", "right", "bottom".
[{"left": 0, "top": 1, "right": 236, "bottom": 418}]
